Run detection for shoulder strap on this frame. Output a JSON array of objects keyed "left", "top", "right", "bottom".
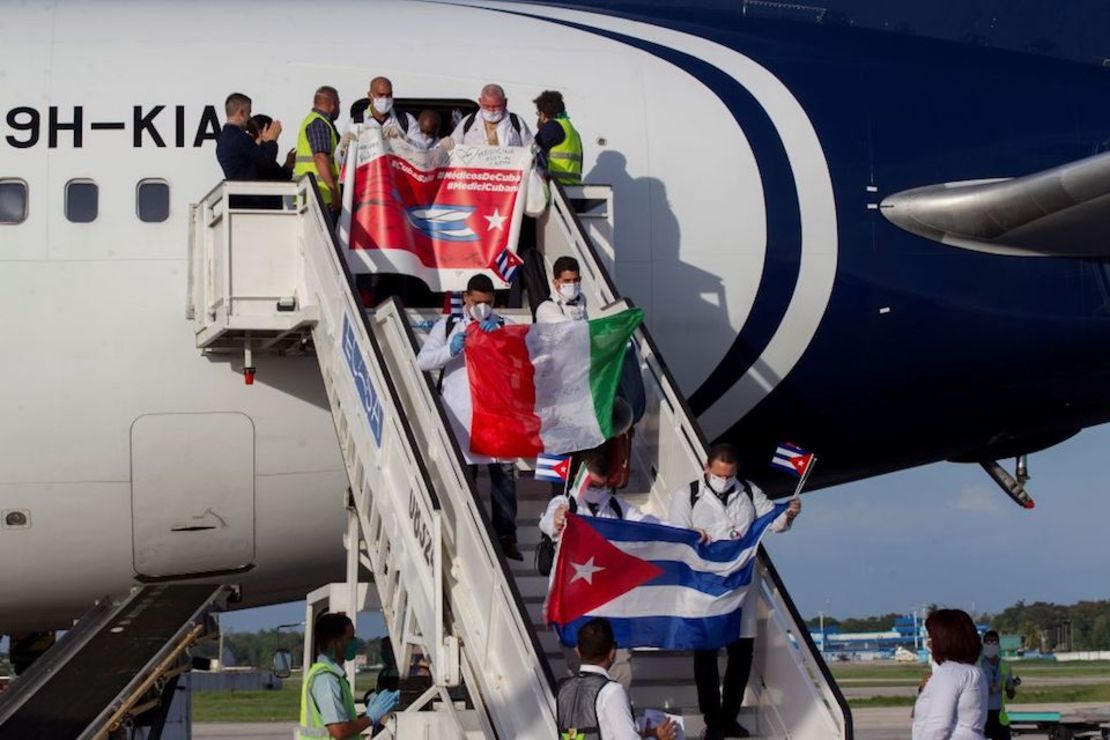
[
  {"left": 509, "top": 112, "right": 522, "bottom": 136},
  {"left": 462, "top": 112, "right": 477, "bottom": 137},
  {"left": 436, "top": 316, "right": 459, "bottom": 395},
  {"left": 740, "top": 479, "right": 754, "bottom": 501},
  {"left": 689, "top": 479, "right": 700, "bottom": 509},
  {"left": 608, "top": 494, "right": 623, "bottom": 520},
  {"left": 567, "top": 496, "right": 578, "bottom": 514},
  {"left": 396, "top": 112, "right": 411, "bottom": 135}
]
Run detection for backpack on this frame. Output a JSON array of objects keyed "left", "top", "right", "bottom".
[
  {"left": 462, "top": 112, "right": 523, "bottom": 141},
  {"left": 536, "top": 493, "right": 622, "bottom": 576},
  {"left": 688, "top": 478, "right": 753, "bottom": 509}
]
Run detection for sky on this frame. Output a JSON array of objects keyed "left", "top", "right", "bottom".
[{"left": 222, "top": 422, "right": 1110, "bottom": 635}]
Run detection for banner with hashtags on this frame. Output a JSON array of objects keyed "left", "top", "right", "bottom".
[{"left": 339, "top": 126, "right": 532, "bottom": 291}]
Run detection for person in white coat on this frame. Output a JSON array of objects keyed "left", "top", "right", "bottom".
[
  {"left": 668, "top": 443, "right": 801, "bottom": 739},
  {"left": 451, "top": 83, "right": 534, "bottom": 148},
  {"left": 913, "top": 609, "right": 989, "bottom": 740},
  {"left": 540, "top": 448, "right": 658, "bottom": 692},
  {"left": 535, "top": 255, "right": 588, "bottom": 324},
  {"left": 416, "top": 274, "right": 522, "bottom": 561}
]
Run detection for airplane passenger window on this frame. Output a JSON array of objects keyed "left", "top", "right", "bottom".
[
  {"left": 137, "top": 179, "right": 170, "bottom": 223},
  {"left": 0, "top": 179, "right": 28, "bottom": 224},
  {"left": 65, "top": 179, "right": 98, "bottom": 223}
]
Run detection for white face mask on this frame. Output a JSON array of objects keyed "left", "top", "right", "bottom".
[
  {"left": 481, "top": 108, "right": 505, "bottom": 124},
  {"left": 372, "top": 96, "right": 393, "bottom": 115},
  {"left": 708, "top": 474, "right": 735, "bottom": 495},
  {"left": 581, "top": 485, "right": 608, "bottom": 504},
  {"left": 469, "top": 302, "right": 492, "bottom": 321},
  {"left": 982, "top": 644, "right": 1000, "bottom": 659},
  {"left": 557, "top": 282, "right": 580, "bottom": 301}
]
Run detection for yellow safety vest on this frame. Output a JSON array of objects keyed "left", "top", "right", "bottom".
[
  {"left": 548, "top": 116, "right": 583, "bottom": 185},
  {"left": 294, "top": 111, "right": 340, "bottom": 207},
  {"left": 979, "top": 655, "right": 1013, "bottom": 726},
  {"left": 298, "top": 660, "right": 359, "bottom": 739}
]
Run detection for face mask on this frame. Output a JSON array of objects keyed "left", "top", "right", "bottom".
[
  {"left": 708, "top": 474, "right": 735, "bottom": 495},
  {"left": 557, "top": 282, "right": 580, "bottom": 301},
  {"left": 982, "top": 644, "right": 1000, "bottom": 659},
  {"left": 372, "top": 96, "right": 393, "bottom": 115},
  {"left": 581, "top": 485, "right": 608, "bottom": 504},
  {"left": 470, "top": 302, "right": 492, "bottom": 321},
  {"left": 481, "top": 108, "right": 505, "bottom": 124},
  {"left": 338, "top": 637, "right": 359, "bottom": 662}
]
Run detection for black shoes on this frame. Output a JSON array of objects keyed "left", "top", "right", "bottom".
[
  {"left": 721, "top": 719, "right": 751, "bottom": 738},
  {"left": 500, "top": 536, "right": 524, "bottom": 561}
]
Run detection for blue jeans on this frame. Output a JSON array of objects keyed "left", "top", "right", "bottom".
[{"left": 468, "top": 463, "right": 517, "bottom": 540}]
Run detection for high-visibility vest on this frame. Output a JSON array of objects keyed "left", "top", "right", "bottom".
[
  {"left": 298, "top": 660, "right": 359, "bottom": 739},
  {"left": 548, "top": 116, "right": 583, "bottom": 185},
  {"left": 979, "top": 655, "right": 1013, "bottom": 726},
  {"left": 294, "top": 111, "right": 340, "bottom": 207}
]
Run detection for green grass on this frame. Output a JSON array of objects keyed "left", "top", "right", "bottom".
[
  {"left": 193, "top": 675, "right": 381, "bottom": 723},
  {"left": 848, "top": 682, "right": 1110, "bottom": 709},
  {"left": 832, "top": 660, "right": 1110, "bottom": 683}
]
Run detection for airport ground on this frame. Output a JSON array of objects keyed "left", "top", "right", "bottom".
[{"left": 190, "top": 660, "right": 1110, "bottom": 737}]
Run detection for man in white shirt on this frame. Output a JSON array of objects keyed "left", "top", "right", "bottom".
[
  {"left": 535, "top": 255, "right": 588, "bottom": 324},
  {"left": 557, "top": 617, "right": 676, "bottom": 740},
  {"left": 668, "top": 443, "right": 801, "bottom": 739},
  {"left": 416, "top": 274, "right": 522, "bottom": 561},
  {"left": 541, "top": 448, "right": 656, "bottom": 692},
  {"left": 451, "top": 83, "right": 534, "bottom": 147},
  {"left": 364, "top": 76, "right": 418, "bottom": 139}
]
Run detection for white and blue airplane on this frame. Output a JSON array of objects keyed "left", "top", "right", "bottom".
[{"left": 2, "top": 0, "right": 1110, "bottom": 638}]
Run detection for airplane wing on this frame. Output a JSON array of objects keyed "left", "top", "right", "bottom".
[{"left": 880, "top": 149, "right": 1110, "bottom": 257}]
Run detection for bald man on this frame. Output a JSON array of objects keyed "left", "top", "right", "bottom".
[
  {"left": 293, "top": 86, "right": 342, "bottom": 219},
  {"left": 364, "top": 76, "right": 418, "bottom": 139},
  {"left": 451, "top": 83, "right": 533, "bottom": 147}
]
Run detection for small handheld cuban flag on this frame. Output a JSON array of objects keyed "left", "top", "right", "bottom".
[
  {"left": 772, "top": 442, "right": 815, "bottom": 478},
  {"left": 535, "top": 453, "right": 571, "bottom": 483},
  {"left": 491, "top": 247, "right": 523, "bottom": 284},
  {"left": 442, "top": 291, "right": 464, "bottom": 318}
]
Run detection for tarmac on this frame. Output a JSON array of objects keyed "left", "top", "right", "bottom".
[{"left": 194, "top": 702, "right": 1110, "bottom": 739}]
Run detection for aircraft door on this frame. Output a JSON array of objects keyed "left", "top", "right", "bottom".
[{"left": 130, "top": 412, "right": 256, "bottom": 580}]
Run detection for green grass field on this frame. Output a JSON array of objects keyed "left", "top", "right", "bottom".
[
  {"left": 832, "top": 660, "right": 1110, "bottom": 683},
  {"left": 193, "top": 676, "right": 380, "bottom": 723},
  {"left": 848, "top": 682, "right": 1110, "bottom": 709}
]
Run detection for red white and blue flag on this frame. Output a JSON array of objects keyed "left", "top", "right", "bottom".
[
  {"left": 535, "top": 453, "right": 571, "bottom": 483},
  {"left": 545, "top": 504, "right": 787, "bottom": 650},
  {"left": 771, "top": 442, "right": 814, "bottom": 478}
]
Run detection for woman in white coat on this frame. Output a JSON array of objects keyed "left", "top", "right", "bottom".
[{"left": 913, "top": 609, "right": 989, "bottom": 740}]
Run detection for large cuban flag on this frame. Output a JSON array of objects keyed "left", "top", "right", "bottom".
[{"left": 545, "top": 503, "right": 788, "bottom": 650}]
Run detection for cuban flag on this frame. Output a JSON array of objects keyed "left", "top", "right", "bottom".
[
  {"left": 491, "top": 247, "right": 523, "bottom": 284},
  {"left": 771, "top": 442, "right": 814, "bottom": 478},
  {"left": 545, "top": 504, "right": 787, "bottom": 650},
  {"left": 442, "top": 291, "right": 464, "bottom": 318},
  {"left": 535, "top": 453, "right": 571, "bottom": 483}
]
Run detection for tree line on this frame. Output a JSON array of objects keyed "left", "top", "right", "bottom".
[
  {"left": 807, "top": 600, "right": 1110, "bottom": 652},
  {"left": 192, "top": 629, "right": 388, "bottom": 669}
]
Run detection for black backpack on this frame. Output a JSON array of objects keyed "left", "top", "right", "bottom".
[
  {"left": 462, "top": 111, "right": 523, "bottom": 140},
  {"left": 535, "top": 494, "right": 622, "bottom": 576}
]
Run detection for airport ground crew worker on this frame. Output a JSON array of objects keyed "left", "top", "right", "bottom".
[
  {"left": 668, "top": 443, "right": 801, "bottom": 740},
  {"left": 294, "top": 86, "right": 341, "bottom": 221},
  {"left": 980, "top": 630, "right": 1016, "bottom": 740},
  {"left": 299, "top": 613, "right": 398, "bottom": 739},
  {"left": 416, "top": 274, "right": 523, "bottom": 561},
  {"left": 541, "top": 447, "right": 655, "bottom": 692},
  {"left": 557, "top": 617, "right": 676, "bottom": 740},
  {"left": 451, "top": 83, "right": 534, "bottom": 147},
  {"left": 533, "top": 90, "right": 584, "bottom": 185}
]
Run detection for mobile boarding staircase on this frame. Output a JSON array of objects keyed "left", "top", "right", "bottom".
[{"left": 185, "top": 176, "right": 852, "bottom": 739}]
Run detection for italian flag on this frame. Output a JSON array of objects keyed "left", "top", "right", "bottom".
[{"left": 466, "top": 309, "right": 644, "bottom": 457}]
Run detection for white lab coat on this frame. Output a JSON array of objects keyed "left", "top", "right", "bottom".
[
  {"left": 451, "top": 111, "right": 534, "bottom": 147},
  {"left": 539, "top": 488, "right": 657, "bottom": 539},
  {"left": 912, "top": 661, "right": 988, "bottom": 740},
  {"left": 669, "top": 477, "right": 791, "bottom": 542},
  {"left": 416, "top": 314, "right": 498, "bottom": 465},
  {"left": 535, "top": 294, "right": 588, "bottom": 323}
]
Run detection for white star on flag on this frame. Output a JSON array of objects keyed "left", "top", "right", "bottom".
[
  {"left": 570, "top": 556, "right": 604, "bottom": 585},
  {"left": 484, "top": 209, "right": 507, "bottom": 231}
]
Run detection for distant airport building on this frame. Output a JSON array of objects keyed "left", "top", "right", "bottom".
[{"left": 809, "top": 614, "right": 1018, "bottom": 661}]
